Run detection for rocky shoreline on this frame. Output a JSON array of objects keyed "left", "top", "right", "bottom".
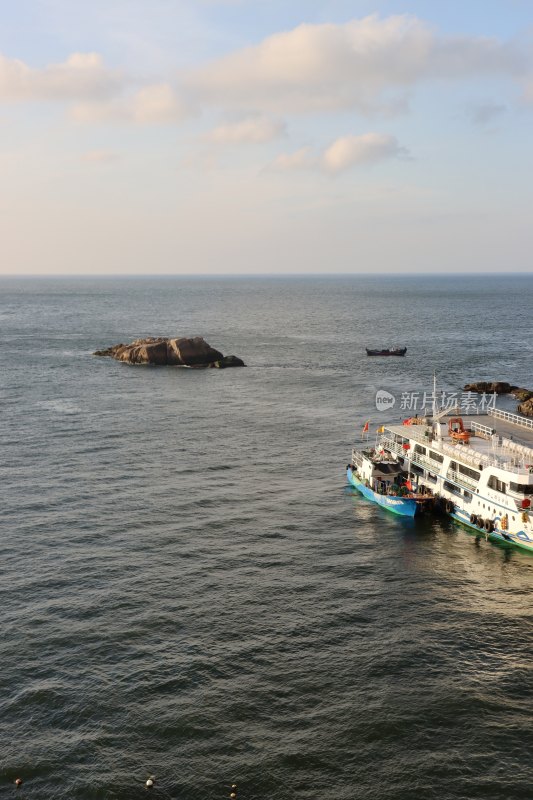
[
  {"left": 94, "top": 336, "right": 245, "bottom": 369},
  {"left": 464, "top": 381, "right": 533, "bottom": 417}
]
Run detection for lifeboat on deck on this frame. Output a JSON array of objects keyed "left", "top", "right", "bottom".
[{"left": 448, "top": 417, "right": 470, "bottom": 443}]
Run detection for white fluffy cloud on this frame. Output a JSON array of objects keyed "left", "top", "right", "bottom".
[
  {"left": 0, "top": 14, "right": 529, "bottom": 130},
  {"left": 70, "top": 83, "right": 192, "bottom": 124},
  {"left": 272, "top": 133, "right": 407, "bottom": 174},
  {"left": 207, "top": 115, "right": 285, "bottom": 143},
  {"left": 0, "top": 52, "right": 121, "bottom": 101},
  {"left": 322, "top": 133, "right": 406, "bottom": 172},
  {"left": 188, "top": 14, "right": 524, "bottom": 114}
]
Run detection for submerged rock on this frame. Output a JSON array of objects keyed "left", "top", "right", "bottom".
[{"left": 94, "top": 336, "right": 245, "bottom": 368}]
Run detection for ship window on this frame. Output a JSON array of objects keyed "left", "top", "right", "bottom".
[
  {"left": 488, "top": 476, "right": 507, "bottom": 494},
  {"left": 444, "top": 481, "right": 460, "bottom": 495},
  {"left": 458, "top": 464, "right": 480, "bottom": 481},
  {"left": 509, "top": 482, "right": 533, "bottom": 495},
  {"left": 414, "top": 444, "right": 426, "bottom": 455},
  {"left": 464, "top": 491, "right": 472, "bottom": 500},
  {"left": 429, "top": 450, "right": 444, "bottom": 463}
]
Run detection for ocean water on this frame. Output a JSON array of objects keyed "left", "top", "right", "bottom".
[{"left": 1, "top": 274, "right": 532, "bottom": 800}]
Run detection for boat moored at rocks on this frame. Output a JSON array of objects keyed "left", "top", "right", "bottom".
[{"left": 348, "top": 405, "right": 533, "bottom": 553}]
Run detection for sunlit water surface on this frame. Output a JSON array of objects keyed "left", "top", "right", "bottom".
[{"left": 1, "top": 275, "right": 532, "bottom": 800}]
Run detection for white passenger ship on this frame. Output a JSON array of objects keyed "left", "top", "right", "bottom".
[{"left": 348, "top": 404, "right": 533, "bottom": 553}]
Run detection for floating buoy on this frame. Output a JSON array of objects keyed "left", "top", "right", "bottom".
[
  {"left": 15, "top": 778, "right": 23, "bottom": 787},
  {"left": 230, "top": 794, "right": 236, "bottom": 799},
  {"left": 146, "top": 776, "right": 155, "bottom": 788},
  {"left": 231, "top": 785, "right": 237, "bottom": 791}
]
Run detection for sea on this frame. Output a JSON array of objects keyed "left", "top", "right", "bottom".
[{"left": 1, "top": 274, "right": 532, "bottom": 800}]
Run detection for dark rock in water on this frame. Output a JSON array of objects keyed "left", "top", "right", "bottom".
[
  {"left": 464, "top": 381, "right": 533, "bottom": 417},
  {"left": 464, "top": 381, "right": 513, "bottom": 394},
  {"left": 94, "top": 337, "right": 245, "bottom": 368},
  {"left": 513, "top": 388, "right": 533, "bottom": 403},
  {"left": 209, "top": 355, "right": 246, "bottom": 369},
  {"left": 519, "top": 397, "right": 533, "bottom": 417}
]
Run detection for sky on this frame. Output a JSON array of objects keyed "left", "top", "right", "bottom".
[{"left": 1, "top": 0, "right": 533, "bottom": 275}]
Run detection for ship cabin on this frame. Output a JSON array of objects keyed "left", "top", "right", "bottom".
[{"left": 351, "top": 449, "right": 404, "bottom": 495}]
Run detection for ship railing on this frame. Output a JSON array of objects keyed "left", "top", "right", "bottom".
[
  {"left": 411, "top": 452, "right": 442, "bottom": 473},
  {"left": 469, "top": 421, "right": 494, "bottom": 439},
  {"left": 432, "top": 404, "right": 460, "bottom": 422},
  {"left": 382, "top": 435, "right": 532, "bottom": 476},
  {"left": 351, "top": 450, "right": 364, "bottom": 467},
  {"left": 488, "top": 407, "right": 533, "bottom": 430},
  {"left": 446, "top": 469, "right": 478, "bottom": 491},
  {"left": 381, "top": 438, "right": 438, "bottom": 472}
]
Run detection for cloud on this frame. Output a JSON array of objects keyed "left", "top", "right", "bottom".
[
  {"left": 0, "top": 52, "right": 121, "bottom": 102},
  {"left": 469, "top": 102, "right": 506, "bottom": 125},
  {"left": 81, "top": 149, "right": 119, "bottom": 163},
  {"left": 188, "top": 15, "right": 525, "bottom": 114},
  {"left": 521, "top": 78, "right": 533, "bottom": 105},
  {"left": 271, "top": 146, "right": 316, "bottom": 171},
  {"left": 70, "top": 83, "right": 192, "bottom": 124},
  {"left": 207, "top": 115, "right": 286, "bottom": 143},
  {"left": 0, "top": 15, "right": 529, "bottom": 129},
  {"left": 272, "top": 133, "right": 407, "bottom": 174},
  {"left": 0, "top": 51, "right": 191, "bottom": 126}
]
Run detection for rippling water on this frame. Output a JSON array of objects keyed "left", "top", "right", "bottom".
[{"left": 1, "top": 275, "right": 532, "bottom": 800}]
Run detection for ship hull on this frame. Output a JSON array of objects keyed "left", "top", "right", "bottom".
[
  {"left": 347, "top": 469, "right": 418, "bottom": 517},
  {"left": 449, "top": 507, "right": 533, "bottom": 554}
]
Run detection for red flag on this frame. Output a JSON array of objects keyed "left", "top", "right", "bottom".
[
  {"left": 405, "top": 478, "right": 413, "bottom": 491},
  {"left": 362, "top": 420, "right": 369, "bottom": 433}
]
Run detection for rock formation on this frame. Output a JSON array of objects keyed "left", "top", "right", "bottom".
[
  {"left": 463, "top": 381, "right": 513, "bottom": 394},
  {"left": 518, "top": 397, "right": 533, "bottom": 417},
  {"left": 464, "top": 381, "right": 533, "bottom": 417},
  {"left": 94, "top": 337, "right": 245, "bottom": 368}
]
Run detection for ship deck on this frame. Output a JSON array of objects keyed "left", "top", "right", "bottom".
[{"left": 384, "top": 409, "right": 533, "bottom": 473}]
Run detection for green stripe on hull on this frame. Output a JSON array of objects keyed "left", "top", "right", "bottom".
[{"left": 450, "top": 513, "right": 533, "bottom": 555}]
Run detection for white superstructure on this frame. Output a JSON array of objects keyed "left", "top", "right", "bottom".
[{"left": 379, "top": 406, "right": 533, "bottom": 551}]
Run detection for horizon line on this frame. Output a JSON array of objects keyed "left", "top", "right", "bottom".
[{"left": 1, "top": 271, "right": 533, "bottom": 279}]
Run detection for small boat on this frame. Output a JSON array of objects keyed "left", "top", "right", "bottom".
[
  {"left": 366, "top": 347, "right": 407, "bottom": 357},
  {"left": 346, "top": 454, "right": 435, "bottom": 518},
  {"left": 448, "top": 416, "right": 470, "bottom": 444},
  {"left": 347, "top": 464, "right": 418, "bottom": 517}
]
